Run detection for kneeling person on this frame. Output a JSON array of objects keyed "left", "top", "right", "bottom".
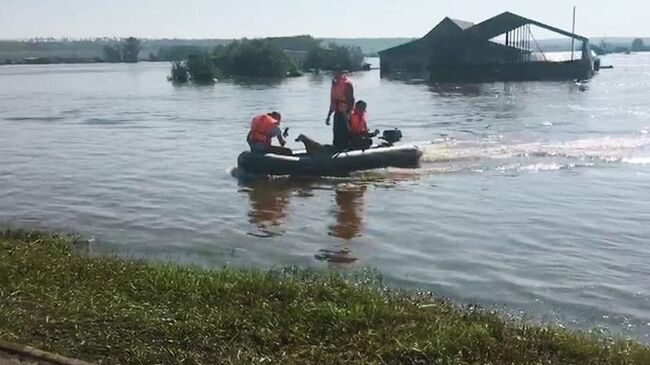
[
  {"left": 247, "top": 112, "right": 291, "bottom": 155},
  {"left": 348, "top": 100, "right": 378, "bottom": 150}
]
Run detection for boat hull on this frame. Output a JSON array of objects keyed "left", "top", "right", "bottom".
[{"left": 237, "top": 145, "right": 423, "bottom": 177}]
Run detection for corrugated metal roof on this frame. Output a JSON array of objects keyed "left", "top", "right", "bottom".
[
  {"left": 380, "top": 17, "right": 473, "bottom": 55},
  {"left": 449, "top": 18, "right": 474, "bottom": 30},
  {"left": 378, "top": 11, "right": 588, "bottom": 55},
  {"left": 467, "top": 12, "right": 588, "bottom": 42},
  {"left": 427, "top": 17, "right": 474, "bottom": 37},
  {"left": 377, "top": 38, "right": 425, "bottom": 55}
]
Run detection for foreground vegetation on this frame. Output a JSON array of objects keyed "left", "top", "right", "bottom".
[{"left": 1, "top": 230, "right": 648, "bottom": 364}]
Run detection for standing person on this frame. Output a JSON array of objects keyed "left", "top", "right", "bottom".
[
  {"left": 326, "top": 67, "right": 354, "bottom": 150},
  {"left": 247, "top": 112, "right": 290, "bottom": 155}
]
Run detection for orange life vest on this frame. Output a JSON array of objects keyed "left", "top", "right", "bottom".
[
  {"left": 349, "top": 109, "right": 367, "bottom": 136},
  {"left": 248, "top": 114, "right": 279, "bottom": 146},
  {"left": 330, "top": 76, "right": 353, "bottom": 113}
]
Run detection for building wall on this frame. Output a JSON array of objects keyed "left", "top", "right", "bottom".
[
  {"left": 380, "top": 36, "right": 532, "bottom": 76},
  {"left": 378, "top": 13, "right": 596, "bottom": 81},
  {"left": 462, "top": 39, "right": 523, "bottom": 64},
  {"left": 380, "top": 50, "right": 428, "bottom": 75},
  {"left": 379, "top": 40, "right": 430, "bottom": 76}
]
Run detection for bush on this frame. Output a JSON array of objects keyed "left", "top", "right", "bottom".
[
  {"left": 213, "top": 39, "right": 292, "bottom": 78},
  {"left": 168, "top": 61, "right": 189, "bottom": 83},
  {"left": 167, "top": 55, "right": 215, "bottom": 84},
  {"left": 102, "top": 37, "right": 141, "bottom": 63},
  {"left": 631, "top": 38, "right": 648, "bottom": 52},
  {"left": 186, "top": 54, "right": 216, "bottom": 83},
  {"left": 286, "top": 62, "right": 303, "bottom": 77},
  {"left": 304, "top": 43, "right": 364, "bottom": 71},
  {"left": 121, "top": 37, "right": 141, "bottom": 63},
  {"left": 166, "top": 36, "right": 366, "bottom": 82}
]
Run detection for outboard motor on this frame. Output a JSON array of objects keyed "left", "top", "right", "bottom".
[
  {"left": 594, "top": 58, "right": 601, "bottom": 72},
  {"left": 380, "top": 128, "right": 403, "bottom": 146}
]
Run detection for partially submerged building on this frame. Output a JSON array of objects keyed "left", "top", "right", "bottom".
[{"left": 379, "top": 12, "right": 597, "bottom": 82}]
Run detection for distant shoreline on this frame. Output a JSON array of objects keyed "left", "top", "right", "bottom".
[
  {"left": 0, "top": 37, "right": 412, "bottom": 64},
  {"left": 1, "top": 58, "right": 170, "bottom": 66},
  {"left": 6, "top": 36, "right": 648, "bottom": 63}
]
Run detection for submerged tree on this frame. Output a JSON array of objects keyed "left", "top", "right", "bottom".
[
  {"left": 304, "top": 43, "right": 365, "bottom": 71},
  {"left": 102, "top": 44, "right": 122, "bottom": 63},
  {"left": 213, "top": 39, "right": 292, "bottom": 78},
  {"left": 167, "top": 54, "right": 215, "bottom": 84},
  {"left": 186, "top": 54, "right": 216, "bottom": 83},
  {"left": 102, "top": 37, "right": 141, "bottom": 63},
  {"left": 168, "top": 61, "right": 189, "bottom": 83},
  {"left": 631, "top": 38, "right": 647, "bottom": 52},
  {"left": 122, "top": 37, "right": 141, "bottom": 63},
  {"left": 165, "top": 36, "right": 367, "bottom": 82},
  {"left": 304, "top": 45, "right": 327, "bottom": 70}
]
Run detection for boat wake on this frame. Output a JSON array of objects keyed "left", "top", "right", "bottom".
[
  {"left": 228, "top": 134, "right": 650, "bottom": 183},
  {"left": 415, "top": 134, "right": 650, "bottom": 174}
]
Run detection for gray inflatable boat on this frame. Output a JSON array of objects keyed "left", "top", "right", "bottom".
[{"left": 237, "top": 142, "right": 422, "bottom": 177}]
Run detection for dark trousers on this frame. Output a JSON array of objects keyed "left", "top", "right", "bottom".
[
  {"left": 332, "top": 111, "right": 349, "bottom": 150},
  {"left": 349, "top": 135, "right": 372, "bottom": 150}
]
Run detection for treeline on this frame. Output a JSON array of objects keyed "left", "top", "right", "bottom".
[
  {"left": 168, "top": 36, "right": 366, "bottom": 83},
  {"left": 1, "top": 37, "right": 144, "bottom": 65},
  {"left": 1, "top": 37, "right": 411, "bottom": 62},
  {"left": 2, "top": 36, "right": 370, "bottom": 70},
  {"left": 594, "top": 38, "right": 650, "bottom": 55}
]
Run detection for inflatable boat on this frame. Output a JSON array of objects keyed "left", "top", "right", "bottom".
[
  {"left": 238, "top": 144, "right": 422, "bottom": 177},
  {"left": 237, "top": 129, "right": 422, "bottom": 177}
]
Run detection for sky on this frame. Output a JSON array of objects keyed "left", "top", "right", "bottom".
[{"left": 2, "top": 0, "right": 649, "bottom": 39}]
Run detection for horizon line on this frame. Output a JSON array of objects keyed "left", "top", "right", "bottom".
[{"left": 2, "top": 35, "right": 649, "bottom": 42}]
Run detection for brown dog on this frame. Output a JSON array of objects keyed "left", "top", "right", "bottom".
[{"left": 295, "top": 134, "right": 325, "bottom": 155}]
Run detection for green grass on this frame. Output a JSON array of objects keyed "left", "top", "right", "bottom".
[{"left": 0, "top": 230, "right": 648, "bottom": 364}]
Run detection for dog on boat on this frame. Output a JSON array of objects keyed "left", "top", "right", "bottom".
[{"left": 295, "top": 134, "right": 325, "bottom": 155}]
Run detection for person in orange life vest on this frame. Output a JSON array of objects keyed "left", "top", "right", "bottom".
[
  {"left": 348, "top": 100, "right": 379, "bottom": 150},
  {"left": 247, "top": 111, "right": 289, "bottom": 155},
  {"left": 325, "top": 67, "right": 354, "bottom": 150}
]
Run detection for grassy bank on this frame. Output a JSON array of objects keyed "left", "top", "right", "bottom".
[{"left": 0, "top": 230, "right": 648, "bottom": 364}]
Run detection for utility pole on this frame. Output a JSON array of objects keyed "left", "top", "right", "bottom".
[{"left": 571, "top": 6, "right": 576, "bottom": 61}]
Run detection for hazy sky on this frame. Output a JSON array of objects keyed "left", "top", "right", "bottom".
[{"left": 2, "top": 0, "right": 648, "bottom": 39}]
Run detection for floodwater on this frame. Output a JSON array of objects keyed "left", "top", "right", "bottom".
[{"left": 1, "top": 55, "right": 649, "bottom": 342}]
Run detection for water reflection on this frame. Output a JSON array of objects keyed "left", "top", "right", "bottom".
[
  {"left": 240, "top": 177, "right": 369, "bottom": 265},
  {"left": 328, "top": 184, "right": 367, "bottom": 240},
  {"left": 429, "top": 83, "right": 483, "bottom": 97},
  {"left": 240, "top": 178, "right": 294, "bottom": 238},
  {"left": 315, "top": 183, "right": 369, "bottom": 266},
  {"left": 313, "top": 246, "right": 358, "bottom": 265}
]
